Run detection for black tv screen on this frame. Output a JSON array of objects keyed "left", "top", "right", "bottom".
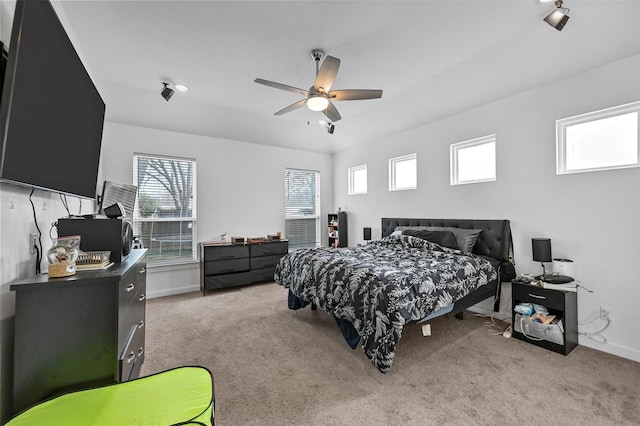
[{"left": 0, "top": 0, "right": 105, "bottom": 200}]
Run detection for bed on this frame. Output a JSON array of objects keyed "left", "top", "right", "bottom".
[{"left": 274, "top": 218, "right": 516, "bottom": 373}]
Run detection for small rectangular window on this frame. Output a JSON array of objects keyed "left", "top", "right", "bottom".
[
  {"left": 389, "top": 153, "right": 417, "bottom": 191},
  {"left": 450, "top": 134, "right": 496, "bottom": 185},
  {"left": 557, "top": 101, "right": 640, "bottom": 174},
  {"left": 348, "top": 164, "right": 367, "bottom": 195}
]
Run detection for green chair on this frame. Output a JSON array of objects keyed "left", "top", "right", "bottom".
[{"left": 6, "top": 366, "right": 215, "bottom": 425}]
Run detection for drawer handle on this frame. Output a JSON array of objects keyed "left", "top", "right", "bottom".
[
  {"left": 138, "top": 268, "right": 146, "bottom": 274},
  {"left": 137, "top": 347, "right": 144, "bottom": 357},
  {"left": 138, "top": 294, "right": 145, "bottom": 302},
  {"left": 528, "top": 293, "right": 546, "bottom": 300},
  {"left": 126, "top": 283, "right": 135, "bottom": 292},
  {"left": 138, "top": 320, "right": 145, "bottom": 329},
  {"left": 126, "top": 352, "right": 135, "bottom": 363}
]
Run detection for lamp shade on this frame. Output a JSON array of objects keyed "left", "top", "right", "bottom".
[{"left": 532, "top": 238, "right": 552, "bottom": 263}]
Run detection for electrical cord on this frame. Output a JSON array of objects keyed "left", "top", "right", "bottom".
[
  {"left": 579, "top": 311, "right": 611, "bottom": 343},
  {"left": 29, "top": 189, "right": 43, "bottom": 274},
  {"left": 59, "top": 193, "right": 70, "bottom": 217}
]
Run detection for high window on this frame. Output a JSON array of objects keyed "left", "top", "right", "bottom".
[
  {"left": 348, "top": 164, "right": 367, "bottom": 195},
  {"left": 133, "top": 154, "right": 197, "bottom": 266},
  {"left": 557, "top": 101, "right": 640, "bottom": 174},
  {"left": 389, "top": 153, "right": 417, "bottom": 191},
  {"left": 450, "top": 134, "right": 496, "bottom": 185},
  {"left": 285, "top": 169, "right": 320, "bottom": 250}
]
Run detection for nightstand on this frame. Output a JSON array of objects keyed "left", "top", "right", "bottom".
[{"left": 511, "top": 281, "right": 578, "bottom": 355}]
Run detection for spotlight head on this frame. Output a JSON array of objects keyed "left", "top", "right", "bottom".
[
  {"left": 544, "top": 1, "right": 570, "bottom": 31},
  {"left": 161, "top": 82, "right": 174, "bottom": 101}
]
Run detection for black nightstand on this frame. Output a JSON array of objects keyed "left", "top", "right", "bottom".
[{"left": 511, "top": 281, "right": 578, "bottom": 355}]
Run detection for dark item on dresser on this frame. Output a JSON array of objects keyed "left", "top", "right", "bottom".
[
  {"left": 512, "top": 281, "right": 578, "bottom": 355},
  {"left": 327, "top": 211, "right": 348, "bottom": 248},
  {"left": 276, "top": 218, "right": 515, "bottom": 373},
  {"left": 10, "top": 249, "right": 147, "bottom": 416},
  {"left": 199, "top": 240, "right": 288, "bottom": 295}
]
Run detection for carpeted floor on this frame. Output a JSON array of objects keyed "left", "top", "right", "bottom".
[{"left": 141, "top": 282, "right": 640, "bottom": 425}]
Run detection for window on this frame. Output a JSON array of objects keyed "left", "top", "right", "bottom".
[
  {"left": 133, "top": 154, "right": 197, "bottom": 266},
  {"left": 557, "top": 101, "right": 640, "bottom": 174},
  {"left": 285, "top": 169, "right": 320, "bottom": 250},
  {"left": 450, "top": 134, "right": 496, "bottom": 185},
  {"left": 348, "top": 164, "right": 367, "bottom": 195},
  {"left": 389, "top": 153, "right": 417, "bottom": 191}
]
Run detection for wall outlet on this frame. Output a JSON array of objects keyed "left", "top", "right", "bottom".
[
  {"left": 30, "top": 234, "right": 38, "bottom": 255},
  {"left": 600, "top": 306, "right": 613, "bottom": 319}
]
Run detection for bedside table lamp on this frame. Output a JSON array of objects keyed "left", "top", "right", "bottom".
[{"left": 532, "top": 238, "right": 552, "bottom": 278}]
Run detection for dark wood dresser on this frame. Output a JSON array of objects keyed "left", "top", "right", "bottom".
[
  {"left": 199, "top": 240, "right": 288, "bottom": 295},
  {"left": 10, "top": 249, "right": 147, "bottom": 415}
]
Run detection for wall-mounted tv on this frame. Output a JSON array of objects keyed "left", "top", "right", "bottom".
[{"left": 0, "top": 0, "right": 105, "bottom": 200}]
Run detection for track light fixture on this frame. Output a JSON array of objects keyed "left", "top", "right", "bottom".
[
  {"left": 319, "top": 119, "right": 335, "bottom": 134},
  {"left": 161, "top": 82, "right": 174, "bottom": 101},
  {"left": 544, "top": 0, "right": 570, "bottom": 31}
]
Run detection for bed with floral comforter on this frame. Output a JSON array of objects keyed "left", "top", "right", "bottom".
[{"left": 274, "top": 234, "right": 498, "bottom": 373}]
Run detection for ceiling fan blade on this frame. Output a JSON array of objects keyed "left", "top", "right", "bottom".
[
  {"left": 274, "top": 99, "right": 307, "bottom": 116},
  {"left": 329, "top": 89, "right": 383, "bottom": 101},
  {"left": 254, "top": 78, "right": 309, "bottom": 96},
  {"left": 313, "top": 56, "right": 340, "bottom": 92},
  {"left": 323, "top": 101, "right": 341, "bottom": 122}
]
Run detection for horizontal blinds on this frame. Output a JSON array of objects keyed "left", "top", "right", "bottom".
[
  {"left": 133, "top": 154, "right": 197, "bottom": 265},
  {"left": 285, "top": 169, "right": 320, "bottom": 249},
  {"left": 286, "top": 218, "right": 317, "bottom": 250}
]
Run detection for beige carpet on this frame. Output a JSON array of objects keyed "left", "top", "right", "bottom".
[{"left": 141, "top": 282, "right": 640, "bottom": 426}]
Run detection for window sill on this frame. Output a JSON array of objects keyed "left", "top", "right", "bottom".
[{"left": 147, "top": 259, "right": 199, "bottom": 272}]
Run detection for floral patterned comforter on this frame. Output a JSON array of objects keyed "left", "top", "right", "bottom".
[{"left": 274, "top": 234, "right": 498, "bottom": 373}]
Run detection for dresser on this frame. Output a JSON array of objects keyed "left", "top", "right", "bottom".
[
  {"left": 10, "top": 249, "right": 147, "bottom": 415},
  {"left": 199, "top": 240, "right": 288, "bottom": 295}
]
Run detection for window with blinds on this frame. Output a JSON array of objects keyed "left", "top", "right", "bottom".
[
  {"left": 285, "top": 169, "right": 320, "bottom": 250},
  {"left": 133, "top": 153, "right": 197, "bottom": 265}
]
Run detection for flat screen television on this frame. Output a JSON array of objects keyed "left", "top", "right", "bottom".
[{"left": 0, "top": 0, "right": 105, "bottom": 200}]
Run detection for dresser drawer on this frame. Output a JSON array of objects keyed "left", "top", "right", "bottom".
[
  {"left": 118, "top": 290, "right": 145, "bottom": 354},
  {"left": 251, "top": 242, "right": 288, "bottom": 257},
  {"left": 512, "top": 283, "right": 565, "bottom": 311},
  {"left": 203, "top": 245, "right": 249, "bottom": 261},
  {"left": 119, "top": 323, "right": 145, "bottom": 382},
  {"left": 251, "top": 267, "right": 276, "bottom": 283},
  {"left": 205, "top": 258, "right": 250, "bottom": 275},
  {"left": 205, "top": 272, "right": 252, "bottom": 290},
  {"left": 118, "top": 268, "right": 138, "bottom": 308},
  {"left": 250, "top": 254, "right": 285, "bottom": 269}
]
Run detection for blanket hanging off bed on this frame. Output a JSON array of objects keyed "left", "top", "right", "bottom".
[{"left": 274, "top": 235, "right": 497, "bottom": 373}]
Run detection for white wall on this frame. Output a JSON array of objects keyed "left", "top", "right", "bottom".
[
  {"left": 333, "top": 54, "right": 640, "bottom": 362},
  {"left": 99, "top": 122, "right": 333, "bottom": 298}
]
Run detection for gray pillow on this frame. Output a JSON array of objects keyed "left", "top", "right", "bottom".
[
  {"left": 402, "top": 229, "right": 459, "bottom": 250},
  {"left": 396, "top": 226, "right": 482, "bottom": 252}
]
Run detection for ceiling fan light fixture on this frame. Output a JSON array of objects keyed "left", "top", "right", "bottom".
[{"left": 307, "top": 94, "right": 329, "bottom": 112}]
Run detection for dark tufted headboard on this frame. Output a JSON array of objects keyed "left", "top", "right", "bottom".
[{"left": 381, "top": 218, "right": 516, "bottom": 281}]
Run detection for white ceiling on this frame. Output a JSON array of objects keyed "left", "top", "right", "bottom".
[{"left": 54, "top": 0, "right": 640, "bottom": 154}]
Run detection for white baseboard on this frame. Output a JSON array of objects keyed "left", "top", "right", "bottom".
[
  {"left": 147, "top": 285, "right": 199, "bottom": 299},
  {"left": 578, "top": 337, "right": 640, "bottom": 363}
]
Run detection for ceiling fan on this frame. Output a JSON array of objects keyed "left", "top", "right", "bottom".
[{"left": 254, "top": 49, "right": 383, "bottom": 122}]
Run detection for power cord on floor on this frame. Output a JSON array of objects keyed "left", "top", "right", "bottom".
[
  {"left": 471, "top": 309, "right": 512, "bottom": 337},
  {"left": 579, "top": 311, "right": 611, "bottom": 343}
]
